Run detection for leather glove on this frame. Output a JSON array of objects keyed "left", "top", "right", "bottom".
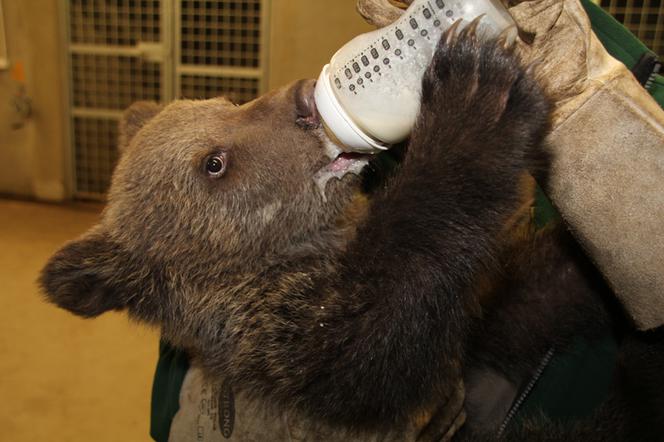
[{"left": 357, "top": 0, "right": 664, "bottom": 330}]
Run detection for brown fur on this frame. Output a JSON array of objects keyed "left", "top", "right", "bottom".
[{"left": 40, "top": 30, "right": 664, "bottom": 441}]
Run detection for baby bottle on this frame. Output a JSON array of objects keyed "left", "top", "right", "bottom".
[{"left": 314, "top": 0, "right": 518, "bottom": 153}]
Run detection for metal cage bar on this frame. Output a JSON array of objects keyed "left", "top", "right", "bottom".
[
  {"left": 175, "top": 0, "right": 269, "bottom": 102},
  {"left": 600, "top": 0, "right": 663, "bottom": 55},
  {"left": 63, "top": 0, "right": 269, "bottom": 199}
]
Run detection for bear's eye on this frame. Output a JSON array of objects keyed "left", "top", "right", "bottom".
[{"left": 204, "top": 153, "right": 228, "bottom": 178}]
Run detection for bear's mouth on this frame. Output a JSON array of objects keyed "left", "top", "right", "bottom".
[{"left": 313, "top": 147, "right": 372, "bottom": 202}]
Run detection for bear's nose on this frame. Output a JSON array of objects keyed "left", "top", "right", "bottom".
[{"left": 295, "top": 79, "right": 320, "bottom": 129}]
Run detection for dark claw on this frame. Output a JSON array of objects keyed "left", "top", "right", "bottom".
[
  {"left": 497, "top": 26, "right": 518, "bottom": 50},
  {"left": 442, "top": 19, "right": 463, "bottom": 46},
  {"left": 460, "top": 15, "right": 484, "bottom": 40}
]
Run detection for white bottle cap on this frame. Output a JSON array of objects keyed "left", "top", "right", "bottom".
[{"left": 314, "top": 64, "right": 389, "bottom": 154}]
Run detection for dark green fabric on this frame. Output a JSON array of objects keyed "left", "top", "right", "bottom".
[
  {"left": 581, "top": 0, "right": 654, "bottom": 68},
  {"left": 580, "top": 0, "right": 663, "bottom": 106},
  {"left": 150, "top": 341, "right": 190, "bottom": 442},
  {"left": 515, "top": 335, "right": 619, "bottom": 425},
  {"left": 533, "top": 185, "right": 561, "bottom": 229},
  {"left": 150, "top": 4, "right": 664, "bottom": 440}
]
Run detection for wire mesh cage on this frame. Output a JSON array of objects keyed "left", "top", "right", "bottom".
[
  {"left": 175, "top": 0, "right": 268, "bottom": 100},
  {"left": 180, "top": 0, "right": 262, "bottom": 67},
  {"left": 71, "top": 54, "right": 162, "bottom": 109},
  {"left": 599, "top": 0, "right": 663, "bottom": 55},
  {"left": 70, "top": 0, "right": 162, "bottom": 45},
  {"left": 65, "top": 0, "right": 268, "bottom": 199},
  {"left": 73, "top": 117, "right": 119, "bottom": 196}
]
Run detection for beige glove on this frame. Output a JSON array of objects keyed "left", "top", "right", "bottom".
[
  {"left": 357, "top": 0, "right": 664, "bottom": 331},
  {"left": 169, "top": 367, "right": 465, "bottom": 442}
]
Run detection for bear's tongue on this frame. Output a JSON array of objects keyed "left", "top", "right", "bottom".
[
  {"left": 313, "top": 152, "right": 371, "bottom": 202},
  {"left": 330, "top": 153, "right": 366, "bottom": 172}
]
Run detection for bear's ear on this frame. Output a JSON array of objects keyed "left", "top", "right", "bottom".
[
  {"left": 118, "top": 101, "right": 162, "bottom": 152},
  {"left": 39, "top": 230, "right": 132, "bottom": 318}
]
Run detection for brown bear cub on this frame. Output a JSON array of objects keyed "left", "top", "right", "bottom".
[{"left": 40, "top": 27, "right": 663, "bottom": 441}]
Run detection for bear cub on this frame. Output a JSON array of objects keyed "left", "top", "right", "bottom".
[{"left": 41, "top": 26, "right": 663, "bottom": 441}]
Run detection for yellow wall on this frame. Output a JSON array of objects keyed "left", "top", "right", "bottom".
[
  {"left": 0, "top": 0, "right": 68, "bottom": 200},
  {"left": 0, "top": 2, "right": 375, "bottom": 440},
  {"left": 267, "top": 0, "right": 373, "bottom": 89},
  {"left": 0, "top": 199, "right": 158, "bottom": 442},
  {"left": 0, "top": 1, "right": 373, "bottom": 200}
]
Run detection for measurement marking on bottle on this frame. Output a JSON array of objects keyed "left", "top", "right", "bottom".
[{"left": 318, "top": 0, "right": 516, "bottom": 145}]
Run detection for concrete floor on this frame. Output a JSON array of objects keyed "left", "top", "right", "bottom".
[{"left": 0, "top": 199, "right": 159, "bottom": 442}]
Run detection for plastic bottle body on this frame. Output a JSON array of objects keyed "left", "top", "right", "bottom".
[{"left": 314, "top": 0, "right": 517, "bottom": 153}]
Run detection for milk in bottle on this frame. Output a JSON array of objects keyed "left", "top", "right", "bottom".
[{"left": 314, "top": 0, "right": 517, "bottom": 153}]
